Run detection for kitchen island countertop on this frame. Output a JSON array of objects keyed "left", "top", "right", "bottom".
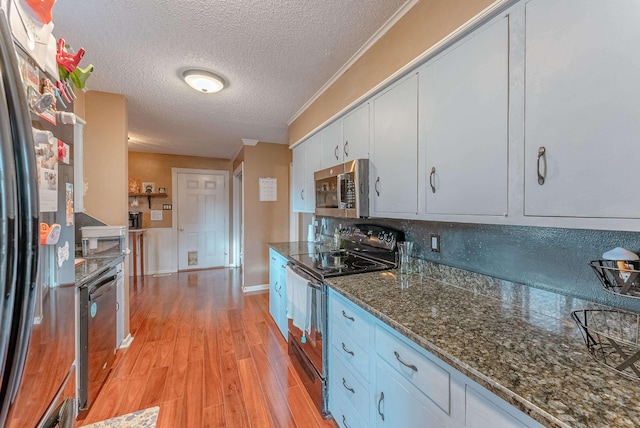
[
  {"left": 75, "top": 255, "right": 125, "bottom": 286},
  {"left": 268, "top": 242, "right": 640, "bottom": 428}
]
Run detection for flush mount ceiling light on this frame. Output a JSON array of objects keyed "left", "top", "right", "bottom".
[{"left": 182, "top": 69, "right": 225, "bottom": 93}]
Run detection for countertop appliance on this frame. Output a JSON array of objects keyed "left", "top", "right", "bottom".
[
  {"left": 0, "top": 5, "right": 77, "bottom": 427},
  {"left": 286, "top": 224, "right": 402, "bottom": 417},
  {"left": 78, "top": 264, "right": 119, "bottom": 413},
  {"left": 315, "top": 159, "right": 369, "bottom": 218},
  {"left": 128, "top": 212, "right": 141, "bottom": 230}
]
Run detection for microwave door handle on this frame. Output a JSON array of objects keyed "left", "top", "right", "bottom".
[{"left": 337, "top": 174, "right": 344, "bottom": 208}]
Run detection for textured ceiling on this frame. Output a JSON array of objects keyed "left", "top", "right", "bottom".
[{"left": 50, "top": 0, "right": 408, "bottom": 159}]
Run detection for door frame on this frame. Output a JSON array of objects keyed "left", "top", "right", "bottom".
[
  {"left": 171, "top": 168, "right": 230, "bottom": 270},
  {"left": 232, "top": 162, "right": 244, "bottom": 276}
]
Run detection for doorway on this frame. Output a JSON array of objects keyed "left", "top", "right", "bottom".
[
  {"left": 232, "top": 163, "right": 244, "bottom": 284},
  {"left": 172, "top": 168, "right": 229, "bottom": 271}
]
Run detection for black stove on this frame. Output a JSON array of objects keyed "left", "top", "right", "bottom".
[{"left": 289, "top": 224, "right": 403, "bottom": 279}]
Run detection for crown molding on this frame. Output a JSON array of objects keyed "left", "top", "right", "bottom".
[{"left": 287, "top": 0, "right": 419, "bottom": 126}]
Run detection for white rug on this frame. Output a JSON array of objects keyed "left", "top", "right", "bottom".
[{"left": 81, "top": 406, "right": 159, "bottom": 428}]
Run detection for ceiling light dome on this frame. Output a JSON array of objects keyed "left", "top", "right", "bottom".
[{"left": 182, "top": 69, "right": 225, "bottom": 93}]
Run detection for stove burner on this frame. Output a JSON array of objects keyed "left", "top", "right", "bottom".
[{"left": 352, "top": 259, "right": 377, "bottom": 268}]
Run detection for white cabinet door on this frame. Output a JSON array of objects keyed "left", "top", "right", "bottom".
[
  {"left": 292, "top": 134, "right": 322, "bottom": 213},
  {"left": 305, "top": 134, "right": 322, "bottom": 212},
  {"left": 371, "top": 74, "right": 419, "bottom": 218},
  {"left": 321, "top": 121, "right": 344, "bottom": 168},
  {"left": 292, "top": 143, "right": 306, "bottom": 212},
  {"left": 375, "top": 362, "right": 445, "bottom": 428},
  {"left": 524, "top": 0, "right": 640, "bottom": 218},
  {"left": 343, "top": 103, "right": 370, "bottom": 162},
  {"left": 422, "top": 16, "right": 509, "bottom": 216}
]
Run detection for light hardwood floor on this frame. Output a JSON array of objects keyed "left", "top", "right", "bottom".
[{"left": 77, "top": 268, "right": 337, "bottom": 428}]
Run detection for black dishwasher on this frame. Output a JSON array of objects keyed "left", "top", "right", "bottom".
[{"left": 78, "top": 265, "right": 118, "bottom": 412}]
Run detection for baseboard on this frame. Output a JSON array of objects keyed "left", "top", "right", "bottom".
[
  {"left": 242, "top": 283, "right": 269, "bottom": 293},
  {"left": 119, "top": 334, "right": 134, "bottom": 349}
]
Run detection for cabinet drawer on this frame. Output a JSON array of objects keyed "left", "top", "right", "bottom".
[
  {"left": 375, "top": 325, "right": 450, "bottom": 414},
  {"left": 330, "top": 391, "right": 367, "bottom": 428},
  {"left": 330, "top": 353, "right": 370, "bottom": 424},
  {"left": 331, "top": 325, "right": 369, "bottom": 381},
  {"left": 330, "top": 294, "right": 371, "bottom": 348}
]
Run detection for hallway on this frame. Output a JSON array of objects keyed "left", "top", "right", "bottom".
[{"left": 78, "top": 269, "right": 335, "bottom": 428}]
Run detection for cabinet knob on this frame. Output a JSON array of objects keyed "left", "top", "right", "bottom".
[
  {"left": 537, "top": 146, "right": 547, "bottom": 185},
  {"left": 377, "top": 391, "right": 385, "bottom": 421},
  {"left": 341, "top": 310, "right": 355, "bottom": 322},
  {"left": 342, "top": 377, "right": 355, "bottom": 394},
  {"left": 429, "top": 167, "right": 436, "bottom": 193},
  {"left": 341, "top": 342, "right": 355, "bottom": 356},
  {"left": 394, "top": 350, "right": 418, "bottom": 372}
]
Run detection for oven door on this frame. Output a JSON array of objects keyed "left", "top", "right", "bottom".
[{"left": 286, "top": 264, "right": 327, "bottom": 415}]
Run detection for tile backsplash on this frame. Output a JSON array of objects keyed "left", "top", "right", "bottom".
[{"left": 316, "top": 216, "right": 640, "bottom": 313}]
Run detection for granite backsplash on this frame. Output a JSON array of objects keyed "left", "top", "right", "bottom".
[{"left": 313, "top": 215, "right": 640, "bottom": 313}]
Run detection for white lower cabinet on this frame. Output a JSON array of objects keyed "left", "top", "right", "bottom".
[
  {"left": 327, "top": 289, "right": 544, "bottom": 428},
  {"left": 375, "top": 362, "right": 445, "bottom": 428},
  {"left": 268, "top": 249, "right": 288, "bottom": 339}
]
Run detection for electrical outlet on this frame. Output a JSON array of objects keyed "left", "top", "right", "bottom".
[
  {"left": 162, "top": 204, "right": 172, "bottom": 210},
  {"left": 430, "top": 233, "right": 440, "bottom": 253}
]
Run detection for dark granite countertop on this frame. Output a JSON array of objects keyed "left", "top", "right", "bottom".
[
  {"left": 75, "top": 255, "right": 125, "bottom": 287},
  {"left": 268, "top": 242, "right": 640, "bottom": 428}
]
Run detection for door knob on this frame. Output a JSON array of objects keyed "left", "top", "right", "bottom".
[{"left": 179, "top": 227, "right": 184, "bottom": 232}]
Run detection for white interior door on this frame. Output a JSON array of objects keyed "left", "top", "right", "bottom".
[{"left": 177, "top": 172, "right": 226, "bottom": 270}]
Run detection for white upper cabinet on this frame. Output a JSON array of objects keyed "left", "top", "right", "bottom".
[
  {"left": 343, "top": 103, "right": 370, "bottom": 162},
  {"left": 371, "top": 73, "right": 419, "bottom": 218},
  {"left": 421, "top": 16, "right": 509, "bottom": 217},
  {"left": 523, "top": 0, "right": 640, "bottom": 218},
  {"left": 321, "top": 120, "right": 343, "bottom": 168},
  {"left": 292, "top": 134, "right": 322, "bottom": 213},
  {"left": 321, "top": 103, "right": 370, "bottom": 169}
]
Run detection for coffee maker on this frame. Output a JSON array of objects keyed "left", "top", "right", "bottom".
[{"left": 128, "top": 212, "right": 142, "bottom": 229}]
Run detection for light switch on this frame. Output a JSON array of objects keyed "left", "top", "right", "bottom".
[{"left": 430, "top": 233, "right": 440, "bottom": 253}]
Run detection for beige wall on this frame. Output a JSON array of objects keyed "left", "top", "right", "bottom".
[
  {"left": 238, "top": 142, "right": 291, "bottom": 287},
  {"left": 288, "top": 0, "right": 495, "bottom": 144},
  {"left": 83, "top": 91, "right": 128, "bottom": 226},
  {"left": 81, "top": 90, "right": 130, "bottom": 341},
  {"left": 128, "top": 152, "right": 232, "bottom": 229}
]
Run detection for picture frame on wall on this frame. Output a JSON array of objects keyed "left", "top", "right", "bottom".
[{"left": 142, "top": 182, "right": 155, "bottom": 193}]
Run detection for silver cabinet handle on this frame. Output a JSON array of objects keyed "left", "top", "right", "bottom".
[
  {"left": 537, "top": 146, "right": 546, "bottom": 185},
  {"left": 375, "top": 177, "right": 380, "bottom": 196},
  {"left": 271, "top": 257, "right": 276, "bottom": 261},
  {"left": 394, "top": 351, "right": 418, "bottom": 372},
  {"left": 334, "top": 145, "right": 339, "bottom": 160},
  {"left": 301, "top": 189, "right": 304, "bottom": 200},
  {"left": 342, "top": 415, "right": 350, "bottom": 428},
  {"left": 341, "top": 342, "right": 354, "bottom": 356},
  {"left": 377, "top": 391, "right": 385, "bottom": 421},
  {"left": 341, "top": 310, "right": 355, "bottom": 322},
  {"left": 344, "top": 140, "right": 349, "bottom": 157},
  {"left": 342, "top": 377, "right": 355, "bottom": 394},
  {"left": 429, "top": 167, "right": 436, "bottom": 193}
]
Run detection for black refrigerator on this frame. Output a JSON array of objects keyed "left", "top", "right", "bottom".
[{"left": 0, "top": 6, "right": 76, "bottom": 428}]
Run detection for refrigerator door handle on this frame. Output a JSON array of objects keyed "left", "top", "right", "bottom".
[
  {"left": 0, "top": 9, "right": 41, "bottom": 424},
  {"left": 0, "top": 15, "right": 18, "bottom": 409}
]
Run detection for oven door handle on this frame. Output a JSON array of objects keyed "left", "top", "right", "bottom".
[{"left": 286, "top": 262, "right": 323, "bottom": 290}]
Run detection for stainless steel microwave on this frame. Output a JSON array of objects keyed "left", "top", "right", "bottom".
[{"left": 314, "top": 159, "right": 369, "bottom": 218}]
